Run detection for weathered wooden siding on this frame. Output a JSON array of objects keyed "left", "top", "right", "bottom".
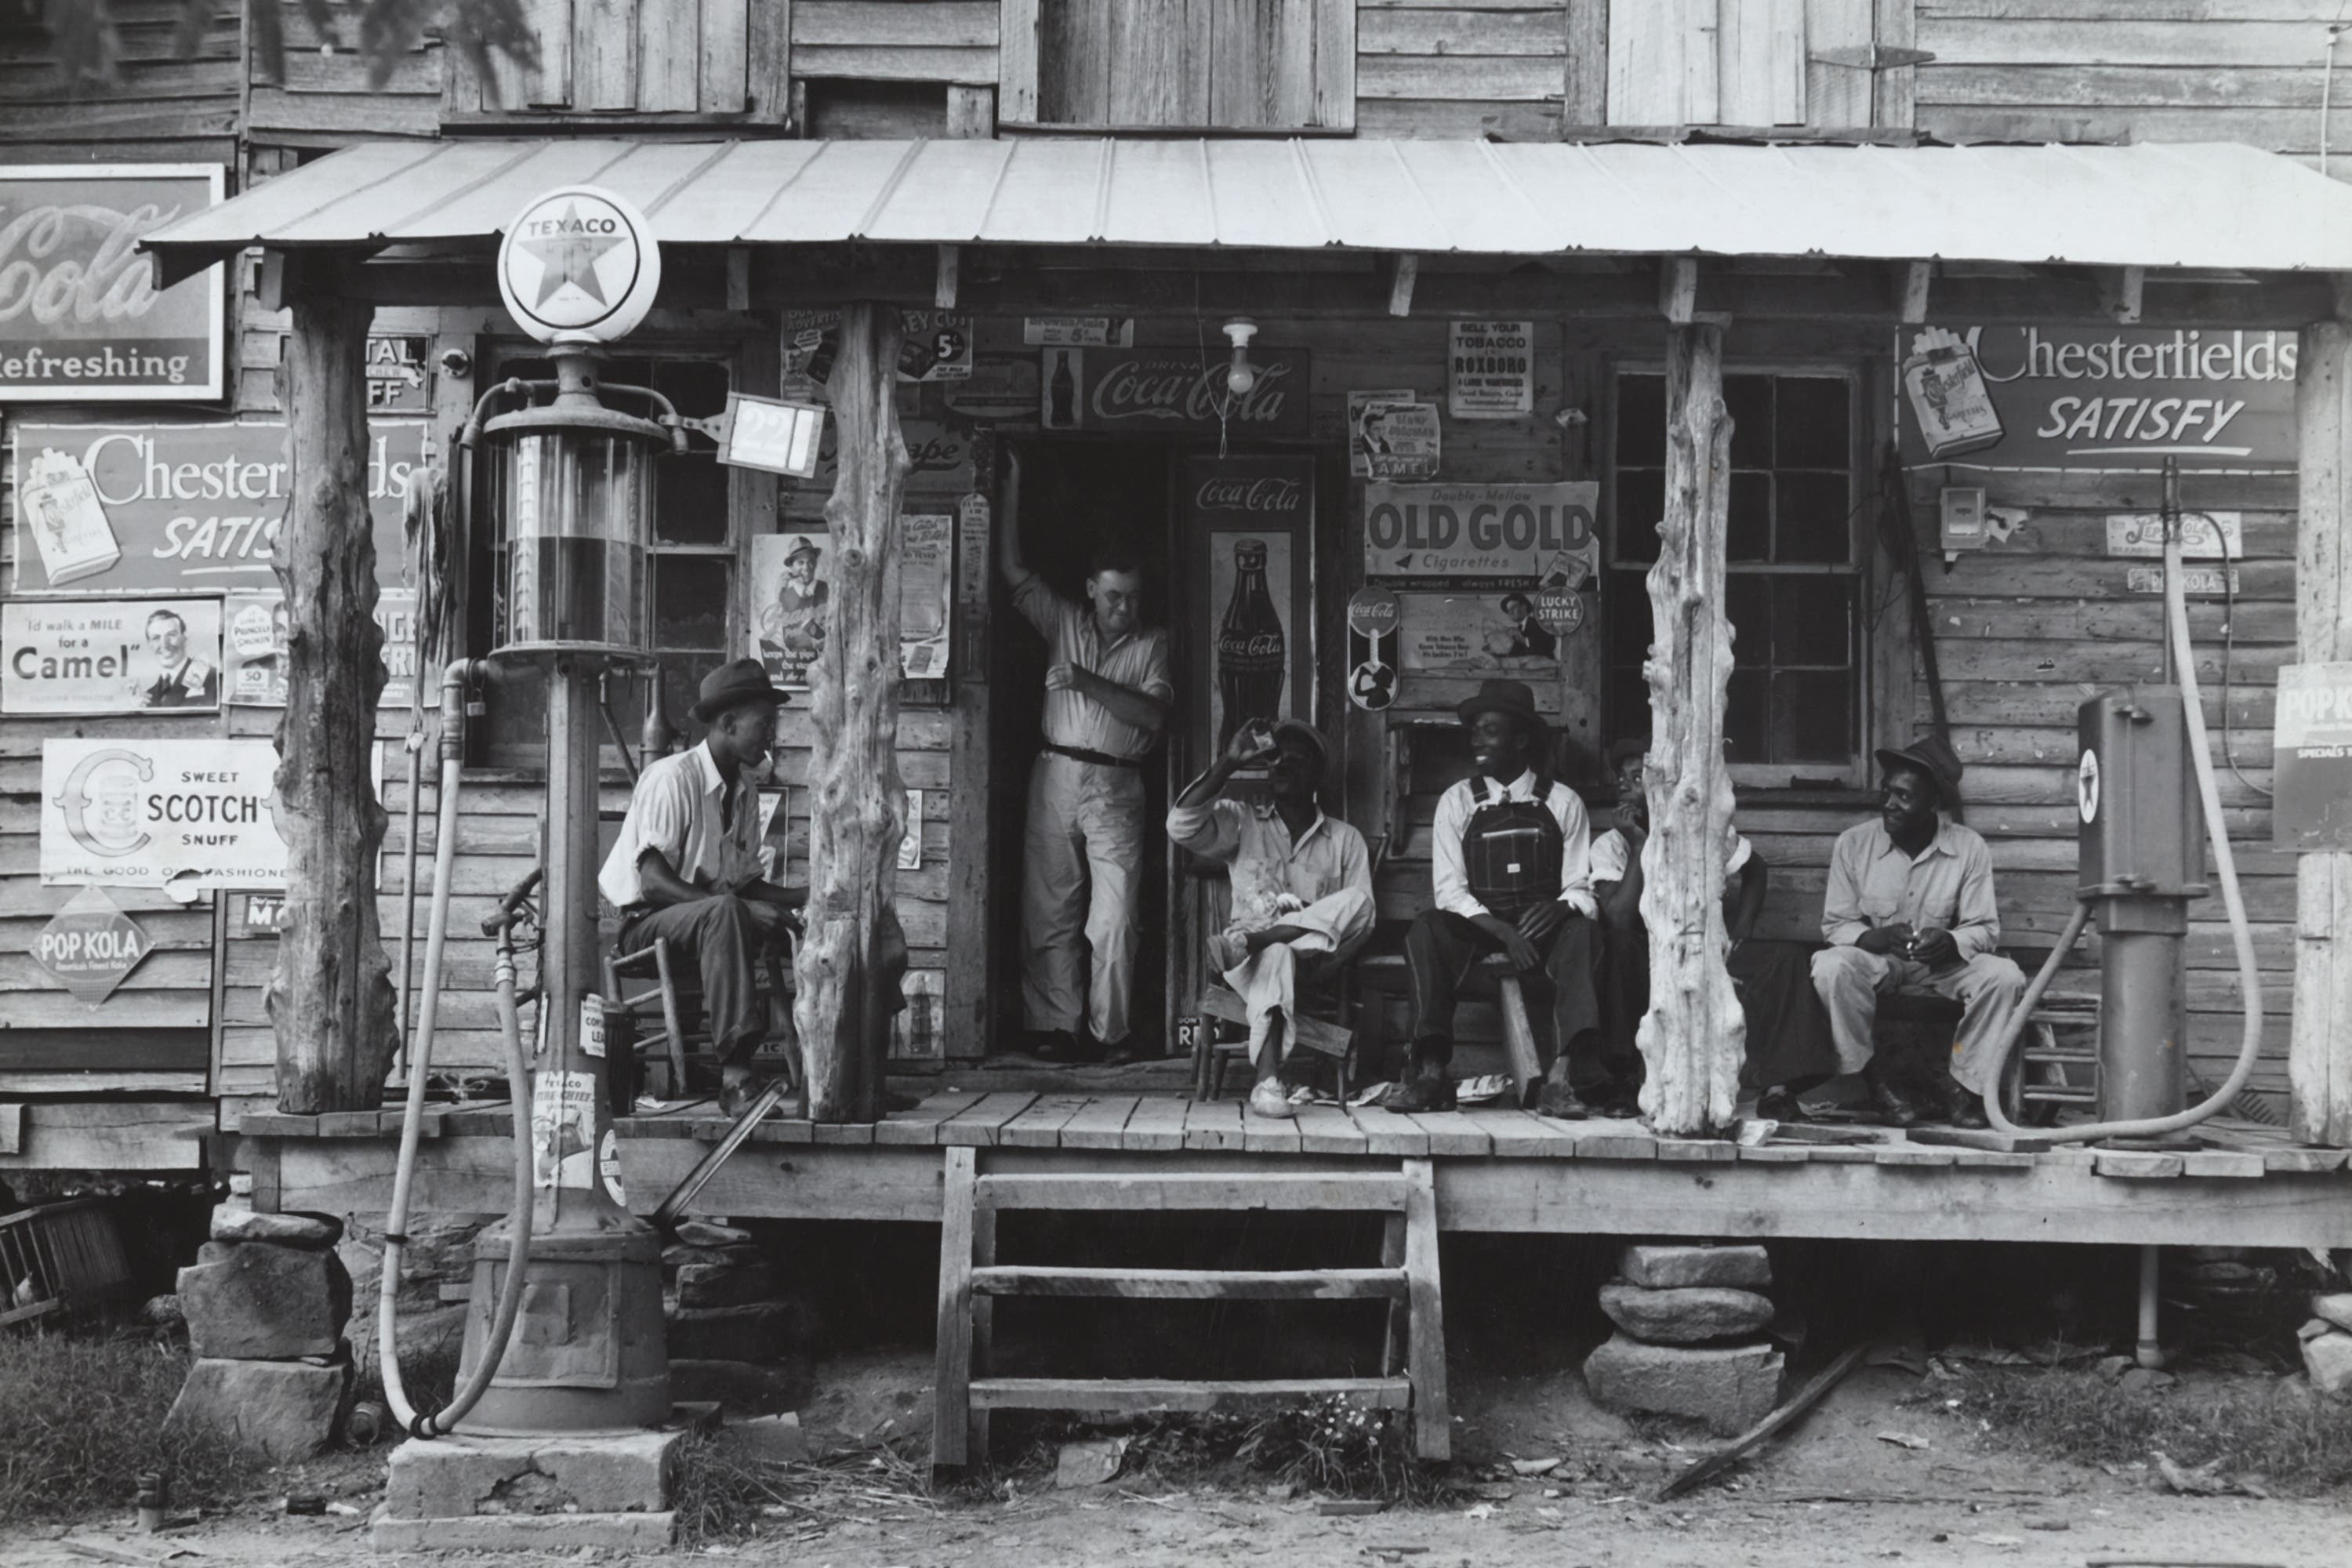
[
  {"left": 794, "top": 0, "right": 1000, "bottom": 85},
  {"left": 0, "top": 0, "right": 241, "bottom": 163},
  {"left": 248, "top": 1, "right": 442, "bottom": 143},
  {"left": 1917, "top": 1, "right": 2352, "bottom": 179},
  {"left": 1357, "top": 0, "right": 1589, "bottom": 141}
]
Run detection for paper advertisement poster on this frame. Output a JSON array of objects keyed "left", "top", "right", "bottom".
[
  {"left": 39, "top": 737, "right": 286, "bottom": 890},
  {"left": 780, "top": 308, "right": 973, "bottom": 385},
  {"left": 3, "top": 597, "right": 222, "bottom": 715},
  {"left": 2275, "top": 662, "right": 2352, "bottom": 851},
  {"left": 1364, "top": 481, "right": 1600, "bottom": 587},
  {"left": 1363, "top": 401, "right": 1440, "bottom": 481},
  {"left": 1448, "top": 320, "right": 1535, "bottom": 419},
  {"left": 750, "top": 532, "right": 831, "bottom": 690},
  {"left": 1398, "top": 591, "right": 1565, "bottom": 673},
  {"left": 899, "top": 513, "right": 953, "bottom": 679},
  {"left": 532, "top": 1068, "right": 600, "bottom": 1190},
  {"left": 1348, "top": 389, "right": 1412, "bottom": 478},
  {"left": 220, "top": 587, "right": 416, "bottom": 709},
  {"left": 1024, "top": 317, "right": 1134, "bottom": 347}
]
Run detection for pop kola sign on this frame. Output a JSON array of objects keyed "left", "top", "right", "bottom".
[
  {"left": 0, "top": 165, "right": 227, "bottom": 401},
  {"left": 1364, "top": 481, "right": 1600, "bottom": 588},
  {"left": 33, "top": 886, "right": 151, "bottom": 1005},
  {"left": 497, "top": 185, "right": 662, "bottom": 344},
  {"left": 1898, "top": 325, "right": 2296, "bottom": 474},
  {"left": 40, "top": 737, "right": 285, "bottom": 890}
]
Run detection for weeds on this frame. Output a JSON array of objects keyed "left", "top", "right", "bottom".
[
  {"left": 673, "top": 1434, "right": 944, "bottom": 1549},
  {"left": 0, "top": 1331, "right": 266, "bottom": 1523},
  {"left": 1947, "top": 1366, "right": 2352, "bottom": 1496},
  {"left": 1011, "top": 1398, "right": 1459, "bottom": 1504}
]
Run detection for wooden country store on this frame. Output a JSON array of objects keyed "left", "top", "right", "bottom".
[{"left": 7, "top": 0, "right": 2352, "bottom": 1383}]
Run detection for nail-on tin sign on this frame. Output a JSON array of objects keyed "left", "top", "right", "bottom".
[{"left": 33, "top": 885, "right": 151, "bottom": 1004}]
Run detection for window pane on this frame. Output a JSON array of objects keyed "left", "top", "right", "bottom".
[
  {"left": 655, "top": 557, "right": 730, "bottom": 649},
  {"left": 1725, "top": 375, "right": 1772, "bottom": 470},
  {"left": 1617, "top": 374, "right": 1665, "bottom": 466},
  {"left": 1771, "top": 577, "right": 1855, "bottom": 667},
  {"left": 658, "top": 452, "right": 730, "bottom": 544},
  {"left": 1774, "top": 470, "right": 1853, "bottom": 564},
  {"left": 1775, "top": 376, "right": 1849, "bottom": 469},
  {"left": 1773, "top": 670, "right": 1856, "bottom": 763},
  {"left": 1726, "top": 667, "right": 1768, "bottom": 761},
  {"left": 1727, "top": 471, "right": 1770, "bottom": 562},
  {"left": 659, "top": 652, "right": 726, "bottom": 747},
  {"left": 1726, "top": 576, "right": 1770, "bottom": 672},
  {"left": 1606, "top": 580, "right": 1653, "bottom": 668},
  {"left": 655, "top": 359, "right": 728, "bottom": 419},
  {"left": 1614, "top": 469, "right": 1664, "bottom": 564}
]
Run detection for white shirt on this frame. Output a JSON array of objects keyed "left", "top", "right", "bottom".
[
  {"left": 1013, "top": 575, "right": 1174, "bottom": 759},
  {"left": 597, "top": 741, "right": 765, "bottom": 909},
  {"left": 1589, "top": 826, "right": 1753, "bottom": 888},
  {"left": 1431, "top": 769, "right": 1595, "bottom": 921}
]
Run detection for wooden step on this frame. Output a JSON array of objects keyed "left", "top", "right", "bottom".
[
  {"left": 975, "top": 1171, "right": 1410, "bottom": 1213},
  {"left": 971, "top": 1265, "right": 1408, "bottom": 1300},
  {"left": 968, "top": 1376, "right": 1414, "bottom": 1414},
  {"left": 2022, "top": 1086, "right": 2098, "bottom": 1103}
]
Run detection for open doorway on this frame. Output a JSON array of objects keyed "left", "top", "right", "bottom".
[{"left": 988, "top": 439, "right": 1177, "bottom": 1058}]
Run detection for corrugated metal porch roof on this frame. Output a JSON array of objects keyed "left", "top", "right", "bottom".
[{"left": 144, "top": 137, "right": 2352, "bottom": 272}]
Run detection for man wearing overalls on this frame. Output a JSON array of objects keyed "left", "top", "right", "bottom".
[{"left": 1390, "top": 679, "right": 1611, "bottom": 1116}]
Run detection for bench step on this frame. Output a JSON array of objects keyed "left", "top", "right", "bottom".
[
  {"left": 975, "top": 1172, "right": 1410, "bottom": 1213},
  {"left": 971, "top": 1265, "right": 1408, "bottom": 1301},
  {"left": 968, "top": 1377, "right": 1415, "bottom": 1414}
]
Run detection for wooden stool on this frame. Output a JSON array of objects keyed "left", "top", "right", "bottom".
[
  {"left": 1475, "top": 955, "right": 1544, "bottom": 1109},
  {"left": 1194, "top": 982, "right": 1357, "bottom": 1102}
]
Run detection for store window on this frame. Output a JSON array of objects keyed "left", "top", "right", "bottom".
[
  {"left": 473, "top": 350, "right": 735, "bottom": 764},
  {"left": 1606, "top": 368, "right": 1867, "bottom": 781}
]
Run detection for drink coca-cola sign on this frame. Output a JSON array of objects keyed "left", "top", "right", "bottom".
[
  {"left": 1185, "top": 456, "right": 1316, "bottom": 767},
  {"left": 1082, "top": 348, "right": 1311, "bottom": 437},
  {"left": 0, "top": 165, "right": 226, "bottom": 401}
]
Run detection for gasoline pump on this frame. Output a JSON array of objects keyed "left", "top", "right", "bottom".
[{"left": 379, "top": 186, "right": 683, "bottom": 1440}]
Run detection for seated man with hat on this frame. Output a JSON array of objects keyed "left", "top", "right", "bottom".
[
  {"left": 599, "top": 657, "right": 808, "bottom": 1114},
  {"left": 1810, "top": 732, "right": 2023, "bottom": 1129},
  {"left": 1392, "top": 678, "right": 1610, "bottom": 1116},
  {"left": 1169, "top": 717, "right": 1374, "bottom": 1120}
]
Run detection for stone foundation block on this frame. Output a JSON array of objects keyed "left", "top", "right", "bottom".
[
  {"left": 1621, "top": 1243, "right": 1772, "bottom": 1290},
  {"left": 1599, "top": 1283, "right": 1775, "bottom": 1344},
  {"left": 666, "top": 1300, "right": 809, "bottom": 1363},
  {"left": 372, "top": 1512, "right": 676, "bottom": 1552},
  {"left": 385, "top": 1429, "right": 684, "bottom": 1521},
  {"left": 162, "top": 1356, "right": 351, "bottom": 1463},
  {"left": 2303, "top": 1327, "right": 2352, "bottom": 1395},
  {"left": 177, "top": 1244, "right": 351, "bottom": 1360},
  {"left": 1584, "top": 1334, "right": 1783, "bottom": 1436},
  {"left": 2310, "top": 1293, "right": 2352, "bottom": 1335},
  {"left": 211, "top": 1207, "right": 343, "bottom": 1250}
]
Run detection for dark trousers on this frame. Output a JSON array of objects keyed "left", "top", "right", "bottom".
[
  {"left": 1595, "top": 927, "right": 1840, "bottom": 1091},
  {"left": 1403, "top": 909, "right": 1606, "bottom": 1088},
  {"left": 618, "top": 894, "right": 787, "bottom": 1068}
]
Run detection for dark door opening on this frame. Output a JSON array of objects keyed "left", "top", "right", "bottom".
[{"left": 989, "top": 440, "right": 1176, "bottom": 1058}]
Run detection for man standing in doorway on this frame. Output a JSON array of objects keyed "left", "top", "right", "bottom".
[
  {"left": 1810, "top": 733, "right": 2022, "bottom": 1129},
  {"left": 600, "top": 658, "right": 807, "bottom": 1115},
  {"left": 1392, "top": 678, "right": 1609, "bottom": 1116},
  {"left": 1000, "top": 450, "right": 1174, "bottom": 1062}
]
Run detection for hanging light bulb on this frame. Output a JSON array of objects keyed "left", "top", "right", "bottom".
[{"left": 1221, "top": 318, "right": 1259, "bottom": 398}]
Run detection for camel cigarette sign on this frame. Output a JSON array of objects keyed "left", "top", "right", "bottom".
[
  {"left": 32, "top": 886, "right": 151, "bottom": 1004},
  {"left": 39, "top": 737, "right": 285, "bottom": 890},
  {"left": 0, "top": 165, "right": 226, "bottom": 401}
]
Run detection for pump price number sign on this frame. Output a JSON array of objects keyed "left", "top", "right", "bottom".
[{"left": 713, "top": 392, "right": 826, "bottom": 478}]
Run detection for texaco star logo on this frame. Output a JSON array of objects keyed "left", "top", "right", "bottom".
[{"left": 496, "top": 186, "right": 662, "bottom": 343}]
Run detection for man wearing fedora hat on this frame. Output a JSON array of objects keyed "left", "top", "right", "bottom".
[
  {"left": 1170, "top": 716, "right": 1374, "bottom": 1119},
  {"left": 1810, "top": 731, "right": 2023, "bottom": 1128},
  {"left": 1393, "top": 677, "right": 1610, "bottom": 1116},
  {"left": 599, "top": 657, "right": 808, "bottom": 1113}
]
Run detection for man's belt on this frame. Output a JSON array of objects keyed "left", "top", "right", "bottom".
[{"left": 1041, "top": 742, "right": 1142, "bottom": 770}]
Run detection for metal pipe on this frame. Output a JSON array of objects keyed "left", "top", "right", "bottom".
[
  {"left": 2136, "top": 1245, "right": 2163, "bottom": 1370},
  {"left": 395, "top": 722, "right": 428, "bottom": 1063}
]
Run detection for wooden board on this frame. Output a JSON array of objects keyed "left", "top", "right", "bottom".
[{"left": 0, "top": 1101, "right": 211, "bottom": 1171}]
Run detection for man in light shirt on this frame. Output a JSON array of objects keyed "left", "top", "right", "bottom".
[
  {"left": 599, "top": 658, "right": 806, "bottom": 1113},
  {"left": 1169, "top": 718, "right": 1374, "bottom": 1119},
  {"left": 1811, "top": 732, "right": 2021, "bottom": 1129},
  {"left": 1392, "top": 679, "right": 1606, "bottom": 1116},
  {"left": 999, "top": 450, "right": 1174, "bottom": 1062}
]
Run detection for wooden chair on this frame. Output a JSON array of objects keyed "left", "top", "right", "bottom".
[{"left": 604, "top": 938, "right": 797, "bottom": 1101}]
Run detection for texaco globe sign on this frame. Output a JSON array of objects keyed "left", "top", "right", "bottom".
[{"left": 497, "top": 186, "right": 662, "bottom": 344}]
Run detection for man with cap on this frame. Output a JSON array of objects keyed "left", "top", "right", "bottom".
[
  {"left": 999, "top": 449, "right": 1174, "bottom": 1062},
  {"left": 1393, "top": 678, "right": 1608, "bottom": 1116},
  {"left": 600, "top": 657, "right": 807, "bottom": 1114},
  {"left": 1810, "top": 732, "right": 2022, "bottom": 1128},
  {"left": 1169, "top": 717, "right": 1374, "bottom": 1120}
]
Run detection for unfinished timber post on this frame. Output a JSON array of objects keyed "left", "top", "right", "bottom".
[
  {"left": 267, "top": 282, "right": 399, "bottom": 1113},
  {"left": 1635, "top": 321, "right": 1743, "bottom": 1137},
  {"left": 797, "top": 303, "right": 914, "bottom": 1122},
  {"left": 2292, "top": 318, "right": 2352, "bottom": 1146}
]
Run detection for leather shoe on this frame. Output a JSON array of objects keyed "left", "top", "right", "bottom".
[
  {"left": 1386, "top": 1064, "right": 1457, "bottom": 1113},
  {"left": 1535, "top": 1079, "right": 1589, "bottom": 1120},
  {"left": 1755, "top": 1086, "right": 1812, "bottom": 1123},
  {"left": 1941, "top": 1077, "right": 1990, "bottom": 1130},
  {"left": 1863, "top": 1065, "right": 1919, "bottom": 1129}
]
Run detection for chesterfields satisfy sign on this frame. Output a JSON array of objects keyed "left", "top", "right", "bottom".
[
  {"left": 0, "top": 165, "right": 227, "bottom": 401},
  {"left": 1898, "top": 325, "right": 2296, "bottom": 474}
]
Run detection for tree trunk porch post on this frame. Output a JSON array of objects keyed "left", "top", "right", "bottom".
[
  {"left": 2292, "top": 318, "right": 2352, "bottom": 1146},
  {"left": 1635, "top": 320, "right": 1744, "bottom": 1138},
  {"left": 270, "top": 280, "right": 400, "bottom": 1114}
]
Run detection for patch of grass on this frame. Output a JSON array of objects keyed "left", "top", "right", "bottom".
[
  {"left": 1005, "top": 1400, "right": 1461, "bottom": 1504},
  {"left": 0, "top": 1330, "right": 267, "bottom": 1523},
  {"left": 1947, "top": 1367, "right": 2352, "bottom": 1496},
  {"left": 670, "top": 1430, "right": 778, "bottom": 1546}
]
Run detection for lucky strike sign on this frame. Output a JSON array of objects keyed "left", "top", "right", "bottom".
[
  {"left": 9, "top": 419, "right": 426, "bottom": 595},
  {"left": 0, "top": 165, "right": 227, "bottom": 401}
]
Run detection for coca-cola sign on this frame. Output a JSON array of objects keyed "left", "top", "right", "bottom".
[
  {"left": 1191, "top": 472, "right": 1308, "bottom": 517},
  {"left": 0, "top": 165, "right": 226, "bottom": 401},
  {"left": 1185, "top": 456, "right": 1317, "bottom": 768},
  {"left": 1083, "top": 349, "right": 1311, "bottom": 437}
]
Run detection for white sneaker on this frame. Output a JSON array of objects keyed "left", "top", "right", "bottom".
[{"left": 1248, "top": 1080, "right": 1297, "bottom": 1119}]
